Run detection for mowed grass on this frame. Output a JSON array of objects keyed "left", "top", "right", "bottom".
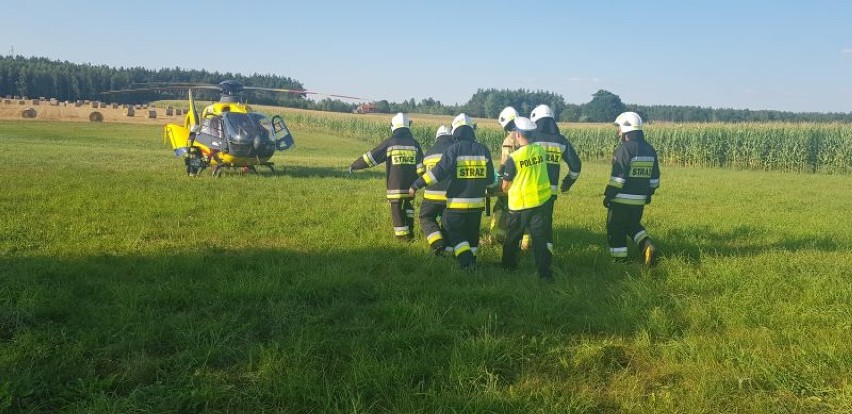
[{"left": 1, "top": 120, "right": 851, "bottom": 413}]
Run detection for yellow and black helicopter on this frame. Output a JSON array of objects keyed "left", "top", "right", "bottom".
[{"left": 106, "top": 80, "right": 362, "bottom": 177}]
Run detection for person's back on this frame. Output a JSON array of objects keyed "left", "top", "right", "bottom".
[
  {"left": 443, "top": 137, "right": 494, "bottom": 210},
  {"left": 608, "top": 134, "right": 660, "bottom": 205},
  {"left": 422, "top": 130, "right": 454, "bottom": 203},
  {"left": 529, "top": 115, "right": 581, "bottom": 193}
]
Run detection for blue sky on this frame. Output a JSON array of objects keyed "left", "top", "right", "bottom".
[{"left": 4, "top": 0, "right": 851, "bottom": 112}]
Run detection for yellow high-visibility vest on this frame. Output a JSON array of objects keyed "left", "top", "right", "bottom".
[{"left": 508, "top": 144, "right": 552, "bottom": 211}]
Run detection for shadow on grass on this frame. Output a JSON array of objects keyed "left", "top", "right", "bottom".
[
  {"left": 0, "top": 244, "right": 673, "bottom": 412},
  {"left": 659, "top": 224, "right": 843, "bottom": 263},
  {"left": 280, "top": 164, "right": 383, "bottom": 179}
]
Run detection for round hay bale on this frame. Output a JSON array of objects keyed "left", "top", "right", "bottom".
[
  {"left": 21, "top": 108, "right": 37, "bottom": 118},
  {"left": 126, "top": 107, "right": 135, "bottom": 117},
  {"left": 147, "top": 109, "right": 157, "bottom": 119},
  {"left": 166, "top": 107, "right": 174, "bottom": 116},
  {"left": 175, "top": 108, "right": 183, "bottom": 116},
  {"left": 31, "top": 99, "right": 40, "bottom": 106},
  {"left": 89, "top": 111, "right": 104, "bottom": 122}
]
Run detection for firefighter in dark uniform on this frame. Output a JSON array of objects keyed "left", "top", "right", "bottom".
[
  {"left": 604, "top": 112, "right": 660, "bottom": 265},
  {"left": 349, "top": 113, "right": 425, "bottom": 240},
  {"left": 501, "top": 117, "right": 554, "bottom": 280},
  {"left": 420, "top": 125, "right": 454, "bottom": 255},
  {"left": 530, "top": 104, "right": 582, "bottom": 252},
  {"left": 409, "top": 114, "right": 496, "bottom": 270}
]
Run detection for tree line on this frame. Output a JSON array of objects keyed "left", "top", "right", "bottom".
[{"left": 2, "top": 55, "right": 849, "bottom": 123}]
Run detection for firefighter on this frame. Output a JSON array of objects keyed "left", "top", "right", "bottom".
[
  {"left": 501, "top": 117, "right": 554, "bottom": 280},
  {"left": 530, "top": 104, "right": 582, "bottom": 252},
  {"left": 420, "top": 125, "right": 454, "bottom": 255},
  {"left": 409, "top": 114, "right": 495, "bottom": 270},
  {"left": 349, "top": 113, "right": 425, "bottom": 240},
  {"left": 604, "top": 112, "right": 660, "bottom": 265}
]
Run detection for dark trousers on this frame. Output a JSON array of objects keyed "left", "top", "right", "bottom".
[
  {"left": 606, "top": 204, "right": 648, "bottom": 258},
  {"left": 390, "top": 198, "right": 415, "bottom": 239},
  {"left": 502, "top": 198, "right": 553, "bottom": 279},
  {"left": 420, "top": 200, "right": 447, "bottom": 250},
  {"left": 443, "top": 209, "right": 482, "bottom": 269},
  {"left": 542, "top": 195, "right": 557, "bottom": 247}
]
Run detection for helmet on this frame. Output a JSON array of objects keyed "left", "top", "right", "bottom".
[
  {"left": 435, "top": 125, "right": 452, "bottom": 139},
  {"left": 391, "top": 113, "right": 411, "bottom": 132},
  {"left": 613, "top": 112, "right": 643, "bottom": 134},
  {"left": 530, "top": 104, "right": 554, "bottom": 123},
  {"left": 451, "top": 113, "right": 475, "bottom": 134},
  {"left": 498, "top": 106, "right": 519, "bottom": 129},
  {"left": 513, "top": 116, "right": 536, "bottom": 135}
]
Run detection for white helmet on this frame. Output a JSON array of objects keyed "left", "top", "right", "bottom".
[
  {"left": 498, "top": 106, "right": 519, "bottom": 129},
  {"left": 435, "top": 125, "right": 452, "bottom": 139},
  {"left": 451, "top": 113, "right": 475, "bottom": 134},
  {"left": 613, "top": 112, "right": 643, "bottom": 134},
  {"left": 391, "top": 113, "right": 411, "bottom": 132},
  {"left": 513, "top": 116, "right": 536, "bottom": 134},
  {"left": 530, "top": 104, "right": 554, "bottom": 123}
]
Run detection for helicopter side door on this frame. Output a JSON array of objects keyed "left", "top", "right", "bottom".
[{"left": 270, "top": 115, "right": 294, "bottom": 150}]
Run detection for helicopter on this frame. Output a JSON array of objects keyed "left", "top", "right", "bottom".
[{"left": 105, "top": 80, "right": 364, "bottom": 177}]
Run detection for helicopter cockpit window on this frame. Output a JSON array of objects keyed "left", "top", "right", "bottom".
[
  {"left": 222, "top": 113, "right": 267, "bottom": 143},
  {"left": 200, "top": 116, "right": 223, "bottom": 138},
  {"left": 249, "top": 113, "right": 274, "bottom": 139}
]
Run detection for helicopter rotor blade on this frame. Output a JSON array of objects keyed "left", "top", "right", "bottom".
[
  {"left": 100, "top": 84, "right": 221, "bottom": 95},
  {"left": 242, "top": 86, "right": 369, "bottom": 101}
]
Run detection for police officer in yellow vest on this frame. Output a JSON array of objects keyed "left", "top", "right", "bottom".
[{"left": 500, "top": 117, "right": 554, "bottom": 281}]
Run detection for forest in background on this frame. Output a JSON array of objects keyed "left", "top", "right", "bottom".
[{"left": 2, "top": 55, "right": 850, "bottom": 123}]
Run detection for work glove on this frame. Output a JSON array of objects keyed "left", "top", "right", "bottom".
[
  {"left": 560, "top": 178, "right": 574, "bottom": 193},
  {"left": 603, "top": 197, "right": 612, "bottom": 208}
]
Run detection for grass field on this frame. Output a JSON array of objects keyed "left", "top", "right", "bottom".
[{"left": 1, "top": 120, "right": 851, "bottom": 413}]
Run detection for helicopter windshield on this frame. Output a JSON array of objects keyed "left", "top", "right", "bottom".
[{"left": 222, "top": 112, "right": 268, "bottom": 143}]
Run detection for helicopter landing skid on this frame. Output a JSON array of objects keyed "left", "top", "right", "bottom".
[{"left": 210, "top": 162, "right": 278, "bottom": 177}]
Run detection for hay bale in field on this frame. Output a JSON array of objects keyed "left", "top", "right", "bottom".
[
  {"left": 91, "top": 101, "right": 99, "bottom": 108},
  {"left": 18, "top": 100, "right": 25, "bottom": 105},
  {"left": 49, "top": 98, "right": 58, "bottom": 106},
  {"left": 89, "top": 111, "right": 104, "bottom": 122},
  {"left": 134, "top": 105, "right": 142, "bottom": 110},
  {"left": 31, "top": 99, "right": 39, "bottom": 105},
  {"left": 147, "top": 109, "right": 157, "bottom": 119},
  {"left": 21, "top": 108, "right": 37, "bottom": 118},
  {"left": 142, "top": 104, "right": 148, "bottom": 109},
  {"left": 99, "top": 102, "right": 106, "bottom": 108},
  {"left": 126, "top": 107, "right": 135, "bottom": 117},
  {"left": 175, "top": 108, "right": 183, "bottom": 116},
  {"left": 166, "top": 106, "right": 174, "bottom": 116},
  {"left": 75, "top": 100, "right": 83, "bottom": 107},
  {"left": 111, "top": 103, "right": 118, "bottom": 109}
]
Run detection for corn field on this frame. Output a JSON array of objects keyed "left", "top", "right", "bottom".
[{"left": 276, "top": 110, "right": 852, "bottom": 174}]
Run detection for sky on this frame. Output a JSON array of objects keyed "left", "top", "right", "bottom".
[{"left": 3, "top": 0, "right": 851, "bottom": 113}]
